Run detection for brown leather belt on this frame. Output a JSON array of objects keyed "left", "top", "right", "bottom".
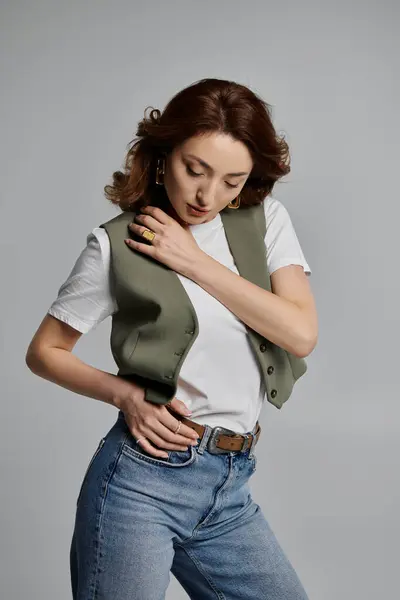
[{"left": 166, "top": 405, "right": 261, "bottom": 454}]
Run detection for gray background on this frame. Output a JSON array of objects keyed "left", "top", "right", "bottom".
[{"left": 1, "top": 1, "right": 399, "bottom": 598}]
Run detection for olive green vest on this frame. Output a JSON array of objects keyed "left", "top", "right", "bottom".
[{"left": 99, "top": 202, "right": 307, "bottom": 409}]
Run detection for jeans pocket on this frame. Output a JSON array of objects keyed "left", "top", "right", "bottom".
[
  {"left": 76, "top": 437, "right": 106, "bottom": 505},
  {"left": 121, "top": 437, "right": 197, "bottom": 468}
]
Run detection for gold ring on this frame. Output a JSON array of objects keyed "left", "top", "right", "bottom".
[{"left": 142, "top": 228, "right": 156, "bottom": 242}]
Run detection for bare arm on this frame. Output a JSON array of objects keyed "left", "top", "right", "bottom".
[
  {"left": 25, "top": 313, "right": 199, "bottom": 456},
  {"left": 185, "top": 257, "right": 318, "bottom": 358},
  {"left": 128, "top": 205, "right": 318, "bottom": 359},
  {"left": 25, "top": 314, "right": 132, "bottom": 409}
]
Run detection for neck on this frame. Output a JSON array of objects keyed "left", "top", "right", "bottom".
[
  {"left": 165, "top": 202, "right": 189, "bottom": 227},
  {"left": 151, "top": 190, "right": 189, "bottom": 227}
]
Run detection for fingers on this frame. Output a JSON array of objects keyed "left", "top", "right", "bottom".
[
  {"left": 150, "top": 413, "right": 200, "bottom": 448},
  {"left": 134, "top": 436, "right": 170, "bottom": 459},
  {"left": 140, "top": 205, "right": 171, "bottom": 225},
  {"left": 131, "top": 213, "right": 163, "bottom": 234},
  {"left": 129, "top": 415, "right": 200, "bottom": 459},
  {"left": 122, "top": 390, "right": 200, "bottom": 458}
]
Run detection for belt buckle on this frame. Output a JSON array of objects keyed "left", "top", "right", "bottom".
[{"left": 207, "top": 426, "right": 237, "bottom": 455}]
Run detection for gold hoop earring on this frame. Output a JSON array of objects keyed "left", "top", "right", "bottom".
[
  {"left": 155, "top": 157, "right": 165, "bottom": 186},
  {"left": 228, "top": 195, "right": 241, "bottom": 209}
]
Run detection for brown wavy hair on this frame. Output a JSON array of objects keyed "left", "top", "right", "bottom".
[{"left": 104, "top": 78, "right": 291, "bottom": 212}]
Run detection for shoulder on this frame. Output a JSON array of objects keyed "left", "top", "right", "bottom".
[
  {"left": 46, "top": 227, "right": 117, "bottom": 333},
  {"left": 263, "top": 194, "right": 291, "bottom": 226},
  {"left": 62, "top": 227, "right": 111, "bottom": 277},
  {"left": 87, "top": 227, "right": 111, "bottom": 259},
  {"left": 97, "top": 210, "right": 136, "bottom": 248},
  {"left": 99, "top": 209, "right": 135, "bottom": 232}
]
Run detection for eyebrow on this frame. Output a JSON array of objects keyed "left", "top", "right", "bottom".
[{"left": 185, "top": 153, "right": 249, "bottom": 177}]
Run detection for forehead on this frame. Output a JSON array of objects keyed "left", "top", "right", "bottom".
[{"left": 178, "top": 132, "right": 253, "bottom": 173}]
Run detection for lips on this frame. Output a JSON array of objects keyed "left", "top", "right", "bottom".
[{"left": 188, "top": 204, "right": 210, "bottom": 213}]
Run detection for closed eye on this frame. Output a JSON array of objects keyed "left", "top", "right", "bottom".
[
  {"left": 186, "top": 165, "right": 239, "bottom": 188},
  {"left": 186, "top": 165, "right": 202, "bottom": 177}
]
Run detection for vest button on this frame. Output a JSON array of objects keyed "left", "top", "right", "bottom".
[
  {"left": 174, "top": 351, "right": 183, "bottom": 356},
  {"left": 185, "top": 329, "right": 195, "bottom": 335},
  {"left": 267, "top": 366, "right": 274, "bottom": 375},
  {"left": 271, "top": 389, "right": 278, "bottom": 398},
  {"left": 260, "top": 343, "right": 267, "bottom": 352}
]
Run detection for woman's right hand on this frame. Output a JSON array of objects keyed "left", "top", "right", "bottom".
[{"left": 116, "top": 382, "right": 200, "bottom": 458}]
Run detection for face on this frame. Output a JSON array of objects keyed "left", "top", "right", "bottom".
[{"left": 162, "top": 132, "right": 254, "bottom": 224}]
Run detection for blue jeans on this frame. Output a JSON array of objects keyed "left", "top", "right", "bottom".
[{"left": 70, "top": 410, "right": 309, "bottom": 599}]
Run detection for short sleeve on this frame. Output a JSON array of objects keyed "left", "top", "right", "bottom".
[
  {"left": 47, "top": 228, "right": 118, "bottom": 333},
  {"left": 264, "top": 196, "right": 312, "bottom": 277}
]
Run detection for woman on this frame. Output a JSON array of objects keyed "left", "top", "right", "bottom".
[{"left": 26, "top": 78, "right": 317, "bottom": 599}]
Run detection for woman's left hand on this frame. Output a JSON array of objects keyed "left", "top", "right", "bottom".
[{"left": 124, "top": 205, "right": 205, "bottom": 276}]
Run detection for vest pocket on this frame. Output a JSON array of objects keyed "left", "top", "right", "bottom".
[{"left": 127, "top": 331, "right": 140, "bottom": 361}]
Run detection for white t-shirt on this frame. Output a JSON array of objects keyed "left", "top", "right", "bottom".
[{"left": 48, "top": 196, "right": 311, "bottom": 432}]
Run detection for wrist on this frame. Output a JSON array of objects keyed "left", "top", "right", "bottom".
[
  {"left": 110, "top": 375, "right": 136, "bottom": 410},
  {"left": 183, "top": 250, "right": 211, "bottom": 280}
]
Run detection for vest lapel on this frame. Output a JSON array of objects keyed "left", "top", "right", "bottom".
[{"left": 220, "top": 204, "right": 271, "bottom": 293}]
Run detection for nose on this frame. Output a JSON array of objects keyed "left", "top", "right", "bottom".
[{"left": 197, "top": 180, "right": 218, "bottom": 205}]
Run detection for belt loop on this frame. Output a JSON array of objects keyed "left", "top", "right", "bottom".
[
  {"left": 197, "top": 425, "right": 212, "bottom": 455},
  {"left": 248, "top": 421, "right": 258, "bottom": 459}
]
